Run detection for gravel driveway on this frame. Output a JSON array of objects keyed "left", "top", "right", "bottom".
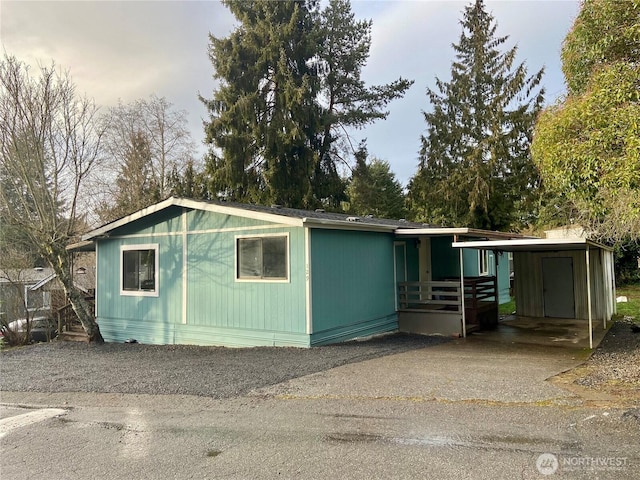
[{"left": 0, "top": 333, "right": 449, "bottom": 398}]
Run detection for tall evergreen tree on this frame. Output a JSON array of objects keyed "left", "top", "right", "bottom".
[
  {"left": 169, "top": 159, "right": 210, "bottom": 200},
  {"left": 407, "top": 0, "right": 544, "bottom": 230},
  {"left": 313, "top": 0, "right": 412, "bottom": 208},
  {"left": 347, "top": 144, "right": 406, "bottom": 219},
  {"left": 202, "top": 0, "right": 412, "bottom": 209},
  {"left": 203, "top": 0, "right": 319, "bottom": 207}
]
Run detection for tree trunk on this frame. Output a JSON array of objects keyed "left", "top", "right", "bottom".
[
  {"left": 51, "top": 247, "right": 104, "bottom": 343},
  {"left": 65, "top": 284, "right": 104, "bottom": 343}
]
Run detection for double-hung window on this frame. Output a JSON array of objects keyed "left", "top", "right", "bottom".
[
  {"left": 236, "top": 234, "right": 288, "bottom": 281},
  {"left": 121, "top": 244, "right": 159, "bottom": 296}
]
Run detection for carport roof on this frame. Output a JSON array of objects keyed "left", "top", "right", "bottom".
[
  {"left": 395, "top": 227, "right": 527, "bottom": 240},
  {"left": 451, "top": 237, "right": 613, "bottom": 252}
]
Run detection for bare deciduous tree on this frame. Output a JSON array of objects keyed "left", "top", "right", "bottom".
[
  {"left": 0, "top": 54, "right": 104, "bottom": 342},
  {"left": 95, "top": 95, "right": 194, "bottom": 223}
]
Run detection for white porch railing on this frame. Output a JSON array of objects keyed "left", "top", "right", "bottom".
[
  {"left": 397, "top": 277, "right": 499, "bottom": 336},
  {"left": 397, "top": 281, "right": 463, "bottom": 313}
]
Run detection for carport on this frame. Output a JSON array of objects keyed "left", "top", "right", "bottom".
[{"left": 451, "top": 238, "right": 616, "bottom": 349}]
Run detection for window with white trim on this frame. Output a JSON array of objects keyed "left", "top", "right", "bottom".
[
  {"left": 479, "top": 249, "right": 490, "bottom": 276},
  {"left": 121, "top": 244, "right": 158, "bottom": 296},
  {"left": 236, "top": 235, "right": 288, "bottom": 281}
]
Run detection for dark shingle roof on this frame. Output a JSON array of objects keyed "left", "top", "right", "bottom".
[
  {"left": 210, "top": 199, "right": 429, "bottom": 229},
  {"left": 83, "top": 196, "right": 437, "bottom": 241}
]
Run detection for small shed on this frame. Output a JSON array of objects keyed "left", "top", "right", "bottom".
[{"left": 452, "top": 237, "right": 616, "bottom": 348}]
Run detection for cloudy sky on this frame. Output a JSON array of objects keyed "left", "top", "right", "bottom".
[{"left": 1, "top": 0, "right": 580, "bottom": 186}]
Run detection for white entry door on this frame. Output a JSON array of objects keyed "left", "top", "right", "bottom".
[{"left": 542, "top": 257, "right": 575, "bottom": 318}]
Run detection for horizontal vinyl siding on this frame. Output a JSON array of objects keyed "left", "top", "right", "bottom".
[
  {"left": 174, "top": 324, "right": 309, "bottom": 348},
  {"left": 310, "top": 229, "right": 397, "bottom": 344}
]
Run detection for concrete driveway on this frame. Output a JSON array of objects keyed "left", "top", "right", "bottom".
[
  {"left": 255, "top": 337, "right": 588, "bottom": 405},
  {"left": 1, "top": 336, "right": 638, "bottom": 479}
]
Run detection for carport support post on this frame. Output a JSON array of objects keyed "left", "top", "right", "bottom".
[
  {"left": 459, "top": 246, "right": 466, "bottom": 338},
  {"left": 586, "top": 246, "right": 593, "bottom": 349}
]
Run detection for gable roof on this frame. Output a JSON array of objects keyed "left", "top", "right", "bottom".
[
  {"left": 82, "top": 197, "right": 428, "bottom": 240},
  {"left": 80, "top": 196, "right": 532, "bottom": 244},
  {"left": 0, "top": 267, "right": 93, "bottom": 293},
  {"left": 0, "top": 268, "right": 56, "bottom": 285}
]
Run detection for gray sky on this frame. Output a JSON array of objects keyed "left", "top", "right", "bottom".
[{"left": 1, "top": 0, "right": 580, "bottom": 186}]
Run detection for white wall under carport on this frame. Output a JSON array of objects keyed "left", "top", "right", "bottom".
[{"left": 451, "top": 238, "right": 616, "bottom": 349}]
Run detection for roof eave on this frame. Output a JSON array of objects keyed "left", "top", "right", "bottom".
[
  {"left": 302, "top": 217, "right": 398, "bottom": 232},
  {"left": 82, "top": 197, "right": 177, "bottom": 241},
  {"left": 66, "top": 240, "right": 96, "bottom": 252},
  {"left": 396, "top": 227, "right": 528, "bottom": 240},
  {"left": 82, "top": 197, "right": 304, "bottom": 241},
  {"left": 451, "top": 238, "right": 613, "bottom": 252},
  {"left": 173, "top": 198, "right": 303, "bottom": 227}
]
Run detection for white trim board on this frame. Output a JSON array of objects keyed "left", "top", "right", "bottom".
[
  {"left": 451, "top": 238, "right": 612, "bottom": 252},
  {"left": 84, "top": 197, "right": 303, "bottom": 240}
]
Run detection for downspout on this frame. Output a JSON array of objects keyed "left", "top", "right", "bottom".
[
  {"left": 305, "top": 227, "right": 313, "bottom": 338},
  {"left": 602, "top": 249, "right": 607, "bottom": 329},
  {"left": 181, "top": 208, "right": 188, "bottom": 327},
  {"left": 456, "top": 234, "right": 466, "bottom": 338},
  {"left": 586, "top": 245, "right": 593, "bottom": 349}
]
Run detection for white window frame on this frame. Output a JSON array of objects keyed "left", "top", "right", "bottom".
[
  {"left": 120, "top": 243, "right": 159, "bottom": 297},
  {"left": 479, "top": 249, "right": 490, "bottom": 276},
  {"left": 235, "top": 233, "right": 290, "bottom": 283}
]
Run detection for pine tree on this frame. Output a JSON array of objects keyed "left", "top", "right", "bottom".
[
  {"left": 407, "top": 0, "right": 544, "bottom": 230},
  {"left": 313, "top": 0, "right": 412, "bottom": 208},
  {"left": 96, "top": 95, "right": 194, "bottom": 220},
  {"left": 202, "top": 0, "right": 412, "bottom": 209},
  {"left": 203, "top": 0, "right": 319, "bottom": 208},
  {"left": 347, "top": 144, "right": 406, "bottom": 219},
  {"left": 169, "top": 160, "right": 210, "bottom": 200}
]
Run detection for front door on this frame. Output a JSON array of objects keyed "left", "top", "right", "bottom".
[{"left": 542, "top": 257, "right": 575, "bottom": 318}]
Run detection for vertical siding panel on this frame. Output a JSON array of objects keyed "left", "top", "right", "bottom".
[
  {"left": 310, "top": 229, "right": 397, "bottom": 340},
  {"left": 99, "top": 209, "right": 307, "bottom": 346},
  {"left": 572, "top": 250, "right": 587, "bottom": 319},
  {"left": 513, "top": 249, "right": 610, "bottom": 322},
  {"left": 431, "top": 236, "right": 460, "bottom": 279}
]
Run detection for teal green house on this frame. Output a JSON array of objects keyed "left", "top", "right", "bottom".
[{"left": 82, "top": 197, "right": 514, "bottom": 347}]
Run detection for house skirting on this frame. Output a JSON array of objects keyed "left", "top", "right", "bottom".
[
  {"left": 97, "top": 317, "right": 310, "bottom": 348},
  {"left": 310, "top": 313, "right": 398, "bottom": 346},
  {"left": 398, "top": 310, "right": 463, "bottom": 337}
]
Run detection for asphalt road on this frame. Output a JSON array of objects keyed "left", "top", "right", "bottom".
[{"left": 1, "top": 335, "right": 639, "bottom": 479}]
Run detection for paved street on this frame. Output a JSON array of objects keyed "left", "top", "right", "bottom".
[{"left": 1, "top": 338, "right": 639, "bottom": 479}]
